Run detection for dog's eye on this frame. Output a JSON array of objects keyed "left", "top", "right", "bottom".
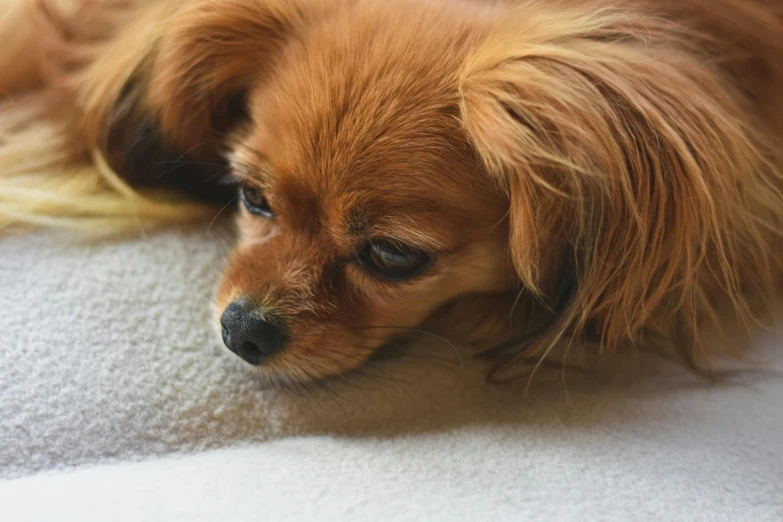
[
  {"left": 360, "top": 240, "right": 431, "bottom": 281},
  {"left": 239, "top": 186, "right": 273, "bottom": 217}
]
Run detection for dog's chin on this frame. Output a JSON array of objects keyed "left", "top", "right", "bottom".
[
  {"left": 231, "top": 348, "right": 367, "bottom": 386},
  {"left": 243, "top": 364, "right": 320, "bottom": 391}
]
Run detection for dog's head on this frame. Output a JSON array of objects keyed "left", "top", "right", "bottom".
[
  {"left": 211, "top": 1, "right": 516, "bottom": 379},
  {"left": 81, "top": 0, "right": 777, "bottom": 380}
]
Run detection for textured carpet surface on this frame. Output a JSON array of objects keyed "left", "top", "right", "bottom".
[{"left": 1, "top": 226, "right": 781, "bottom": 521}]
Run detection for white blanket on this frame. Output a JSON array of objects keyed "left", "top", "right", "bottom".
[{"left": 1, "top": 225, "right": 781, "bottom": 521}]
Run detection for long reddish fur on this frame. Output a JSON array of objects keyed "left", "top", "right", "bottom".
[{"left": 1, "top": 0, "right": 782, "bottom": 381}]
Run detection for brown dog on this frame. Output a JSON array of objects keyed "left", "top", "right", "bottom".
[{"left": 2, "top": 0, "right": 782, "bottom": 383}]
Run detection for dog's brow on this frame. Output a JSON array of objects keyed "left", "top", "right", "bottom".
[
  {"left": 339, "top": 208, "right": 442, "bottom": 252},
  {"left": 366, "top": 218, "right": 449, "bottom": 252},
  {"left": 346, "top": 208, "right": 369, "bottom": 236},
  {"left": 227, "top": 151, "right": 272, "bottom": 187}
]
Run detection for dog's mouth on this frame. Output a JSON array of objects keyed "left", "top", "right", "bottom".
[{"left": 217, "top": 305, "right": 431, "bottom": 383}]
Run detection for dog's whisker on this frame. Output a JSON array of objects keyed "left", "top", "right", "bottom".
[
  {"left": 354, "top": 325, "right": 464, "bottom": 368},
  {"left": 153, "top": 159, "right": 228, "bottom": 168},
  {"left": 387, "top": 353, "right": 464, "bottom": 376},
  {"left": 207, "top": 197, "right": 237, "bottom": 234}
]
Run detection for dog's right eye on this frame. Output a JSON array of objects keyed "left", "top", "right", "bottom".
[
  {"left": 359, "top": 240, "right": 432, "bottom": 281},
  {"left": 239, "top": 186, "right": 273, "bottom": 218}
]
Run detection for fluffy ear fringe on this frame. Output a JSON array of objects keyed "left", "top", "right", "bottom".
[
  {"left": 0, "top": 0, "right": 212, "bottom": 232},
  {"left": 0, "top": 0, "right": 304, "bottom": 231},
  {"left": 459, "top": 6, "right": 783, "bottom": 371}
]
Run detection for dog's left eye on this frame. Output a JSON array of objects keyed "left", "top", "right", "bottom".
[
  {"left": 239, "top": 186, "right": 273, "bottom": 217},
  {"left": 360, "top": 240, "right": 431, "bottom": 281}
]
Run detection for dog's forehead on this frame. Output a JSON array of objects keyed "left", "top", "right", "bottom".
[
  {"left": 258, "top": 83, "right": 480, "bottom": 242},
  {"left": 236, "top": 99, "right": 487, "bottom": 250},
  {"left": 252, "top": 2, "right": 475, "bottom": 176},
  {"left": 272, "top": 66, "right": 459, "bottom": 178},
  {"left": 233, "top": 4, "right": 502, "bottom": 245}
]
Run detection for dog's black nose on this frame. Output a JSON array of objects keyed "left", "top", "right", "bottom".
[{"left": 220, "top": 301, "right": 285, "bottom": 365}]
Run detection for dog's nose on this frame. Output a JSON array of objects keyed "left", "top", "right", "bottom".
[{"left": 220, "top": 301, "right": 285, "bottom": 365}]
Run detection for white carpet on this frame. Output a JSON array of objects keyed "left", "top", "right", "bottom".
[{"left": 1, "top": 224, "right": 781, "bottom": 521}]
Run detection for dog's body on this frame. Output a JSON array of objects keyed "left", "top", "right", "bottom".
[{"left": 1, "top": 0, "right": 782, "bottom": 382}]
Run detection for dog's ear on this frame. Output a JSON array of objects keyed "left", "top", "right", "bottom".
[
  {"left": 459, "top": 8, "right": 779, "bottom": 352},
  {"left": 76, "top": 0, "right": 307, "bottom": 199}
]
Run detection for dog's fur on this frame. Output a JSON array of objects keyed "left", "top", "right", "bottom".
[{"left": 2, "top": 0, "right": 782, "bottom": 382}]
